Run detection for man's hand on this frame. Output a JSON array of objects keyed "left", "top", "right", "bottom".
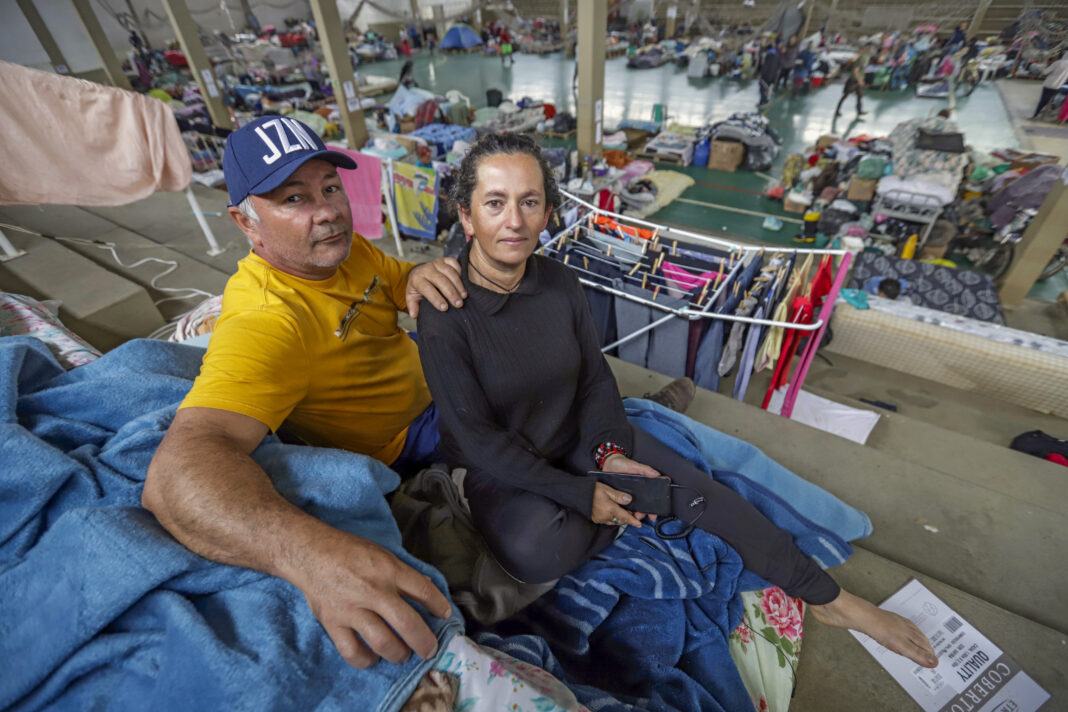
[
  {"left": 294, "top": 527, "right": 453, "bottom": 669},
  {"left": 406, "top": 258, "right": 466, "bottom": 318}
]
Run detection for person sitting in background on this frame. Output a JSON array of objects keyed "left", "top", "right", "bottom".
[
  {"left": 1033, "top": 51, "right": 1068, "bottom": 119},
  {"left": 416, "top": 132, "right": 939, "bottom": 670}
]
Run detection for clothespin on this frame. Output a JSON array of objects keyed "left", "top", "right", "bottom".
[
  {"left": 563, "top": 254, "right": 571, "bottom": 265},
  {"left": 671, "top": 240, "right": 678, "bottom": 256},
  {"left": 653, "top": 253, "right": 665, "bottom": 273},
  {"left": 652, "top": 285, "right": 661, "bottom": 301},
  {"left": 641, "top": 272, "right": 649, "bottom": 290},
  {"left": 715, "top": 259, "right": 725, "bottom": 284},
  {"left": 606, "top": 245, "right": 613, "bottom": 257},
  {"left": 728, "top": 250, "right": 735, "bottom": 270},
  {"left": 698, "top": 282, "right": 709, "bottom": 306},
  {"left": 733, "top": 281, "right": 740, "bottom": 298},
  {"left": 628, "top": 260, "right": 643, "bottom": 276},
  {"left": 651, "top": 228, "right": 661, "bottom": 248},
  {"left": 583, "top": 256, "right": 589, "bottom": 270}
]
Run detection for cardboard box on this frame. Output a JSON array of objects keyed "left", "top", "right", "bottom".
[
  {"left": 1010, "top": 152, "right": 1059, "bottom": 172},
  {"left": 783, "top": 190, "right": 811, "bottom": 213},
  {"left": 847, "top": 176, "right": 877, "bottom": 201},
  {"left": 707, "top": 140, "right": 745, "bottom": 172},
  {"left": 398, "top": 116, "right": 416, "bottom": 134}
]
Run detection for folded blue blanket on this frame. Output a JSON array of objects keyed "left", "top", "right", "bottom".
[
  {"left": 0, "top": 337, "right": 462, "bottom": 712},
  {"left": 476, "top": 398, "right": 872, "bottom": 711}
]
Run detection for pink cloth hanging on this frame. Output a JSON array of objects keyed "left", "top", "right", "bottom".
[
  {"left": 329, "top": 147, "right": 382, "bottom": 239},
  {"left": 661, "top": 261, "right": 720, "bottom": 292},
  {"left": 0, "top": 60, "right": 191, "bottom": 206}
]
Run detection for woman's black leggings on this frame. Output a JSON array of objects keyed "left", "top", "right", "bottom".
[{"left": 464, "top": 425, "right": 841, "bottom": 605}]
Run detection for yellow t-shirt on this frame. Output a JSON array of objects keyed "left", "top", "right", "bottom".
[{"left": 180, "top": 235, "right": 431, "bottom": 464}]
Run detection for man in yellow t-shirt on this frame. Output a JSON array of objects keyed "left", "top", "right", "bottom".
[{"left": 143, "top": 117, "right": 465, "bottom": 673}]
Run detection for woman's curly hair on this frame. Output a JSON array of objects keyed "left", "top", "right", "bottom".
[{"left": 449, "top": 132, "right": 561, "bottom": 214}]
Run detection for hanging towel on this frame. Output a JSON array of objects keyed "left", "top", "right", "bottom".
[
  {"left": 392, "top": 161, "right": 439, "bottom": 240},
  {"left": 0, "top": 60, "right": 191, "bottom": 206},
  {"left": 330, "top": 147, "right": 382, "bottom": 239}
]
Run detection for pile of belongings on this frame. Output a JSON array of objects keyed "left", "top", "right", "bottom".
[
  {"left": 953, "top": 147, "right": 1062, "bottom": 263},
  {"left": 619, "top": 170, "right": 696, "bottom": 218},
  {"left": 627, "top": 44, "right": 671, "bottom": 69},
  {"left": 706, "top": 112, "right": 782, "bottom": 171},
  {"left": 408, "top": 123, "right": 477, "bottom": 158}
]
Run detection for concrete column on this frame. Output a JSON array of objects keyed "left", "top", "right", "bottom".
[
  {"left": 70, "top": 0, "right": 132, "bottom": 89},
  {"left": 432, "top": 5, "right": 446, "bottom": 45},
  {"left": 967, "top": 0, "right": 994, "bottom": 38},
  {"left": 998, "top": 178, "right": 1068, "bottom": 308},
  {"left": 561, "top": 0, "right": 569, "bottom": 30},
  {"left": 309, "top": 0, "right": 369, "bottom": 149},
  {"left": 666, "top": 5, "right": 677, "bottom": 39},
  {"left": 576, "top": 0, "right": 607, "bottom": 159},
  {"left": 800, "top": 0, "right": 815, "bottom": 40},
  {"left": 161, "top": 0, "right": 233, "bottom": 129},
  {"left": 18, "top": 0, "right": 71, "bottom": 75}
]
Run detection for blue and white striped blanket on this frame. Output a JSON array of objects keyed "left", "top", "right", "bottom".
[{"left": 476, "top": 399, "right": 872, "bottom": 711}]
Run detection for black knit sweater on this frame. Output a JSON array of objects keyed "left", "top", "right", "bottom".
[{"left": 416, "top": 243, "right": 633, "bottom": 517}]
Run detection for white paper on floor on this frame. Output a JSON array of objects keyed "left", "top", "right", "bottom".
[{"left": 766, "top": 387, "right": 881, "bottom": 445}]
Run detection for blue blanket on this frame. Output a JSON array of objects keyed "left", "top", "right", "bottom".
[
  {"left": 475, "top": 398, "right": 872, "bottom": 711},
  {"left": 0, "top": 337, "right": 463, "bottom": 712}
]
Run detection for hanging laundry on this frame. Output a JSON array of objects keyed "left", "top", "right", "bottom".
[
  {"left": 329, "top": 147, "right": 382, "bottom": 239},
  {"left": 391, "top": 161, "right": 438, "bottom": 240},
  {"left": 0, "top": 60, "right": 191, "bottom": 206},
  {"left": 693, "top": 253, "right": 764, "bottom": 391},
  {"left": 761, "top": 256, "right": 833, "bottom": 408}
]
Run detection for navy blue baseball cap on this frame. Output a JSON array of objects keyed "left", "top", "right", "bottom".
[{"left": 223, "top": 116, "right": 357, "bottom": 206}]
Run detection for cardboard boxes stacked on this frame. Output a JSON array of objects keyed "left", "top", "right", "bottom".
[{"left": 707, "top": 140, "right": 745, "bottom": 172}]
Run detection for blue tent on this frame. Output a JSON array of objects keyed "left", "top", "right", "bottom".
[{"left": 440, "top": 24, "right": 482, "bottom": 50}]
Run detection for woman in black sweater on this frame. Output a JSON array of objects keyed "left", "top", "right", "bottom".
[{"left": 416, "top": 133, "right": 936, "bottom": 669}]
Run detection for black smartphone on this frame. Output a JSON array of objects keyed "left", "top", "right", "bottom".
[{"left": 590, "top": 471, "right": 672, "bottom": 515}]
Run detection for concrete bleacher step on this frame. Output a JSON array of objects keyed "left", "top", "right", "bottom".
[
  {"left": 792, "top": 547, "right": 1067, "bottom": 711},
  {"left": 0, "top": 229, "right": 164, "bottom": 351},
  {"left": 56, "top": 226, "right": 232, "bottom": 322},
  {"left": 772, "top": 350, "right": 1068, "bottom": 448},
  {"left": 80, "top": 183, "right": 249, "bottom": 276},
  {"left": 0, "top": 202, "right": 234, "bottom": 322},
  {"left": 608, "top": 357, "right": 1068, "bottom": 635}
]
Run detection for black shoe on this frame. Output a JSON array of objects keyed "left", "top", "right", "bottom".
[
  {"left": 857, "top": 110, "right": 868, "bottom": 116},
  {"left": 642, "top": 377, "right": 696, "bottom": 413}
]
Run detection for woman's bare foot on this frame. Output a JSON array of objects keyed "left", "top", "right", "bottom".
[{"left": 811, "top": 590, "right": 939, "bottom": 668}]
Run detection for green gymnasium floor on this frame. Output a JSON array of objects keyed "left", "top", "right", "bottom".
[{"left": 366, "top": 49, "right": 1066, "bottom": 299}]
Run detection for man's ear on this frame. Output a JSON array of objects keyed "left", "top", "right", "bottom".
[{"left": 228, "top": 206, "right": 262, "bottom": 247}]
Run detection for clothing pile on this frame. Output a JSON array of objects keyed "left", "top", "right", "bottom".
[
  {"left": 408, "top": 123, "right": 477, "bottom": 159},
  {"left": 704, "top": 113, "right": 782, "bottom": 171},
  {"left": 618, "top": 169, "right": 695, "bottom": 218}
]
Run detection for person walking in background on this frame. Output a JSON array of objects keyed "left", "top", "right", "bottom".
[
  {"left": 835, "top": 44, "right": 871, "bottom": 118},
  {"left": 779, "top": 34, "right": 799, "bottom": 89},
  {"left": 758, "top": 40, "right": 782, "bottom": 109}
]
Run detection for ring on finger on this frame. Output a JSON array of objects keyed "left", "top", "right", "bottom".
[{"left": 611, "top": 516, "right": 620, "bottom": 525}]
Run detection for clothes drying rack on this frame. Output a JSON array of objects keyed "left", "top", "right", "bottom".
[{"left": 544, "top": 189, "right": 854, "bottom": 419}]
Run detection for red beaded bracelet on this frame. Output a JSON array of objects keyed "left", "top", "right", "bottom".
[{"left": 594, "top": 441, "right": 629, "bottom": 470}]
